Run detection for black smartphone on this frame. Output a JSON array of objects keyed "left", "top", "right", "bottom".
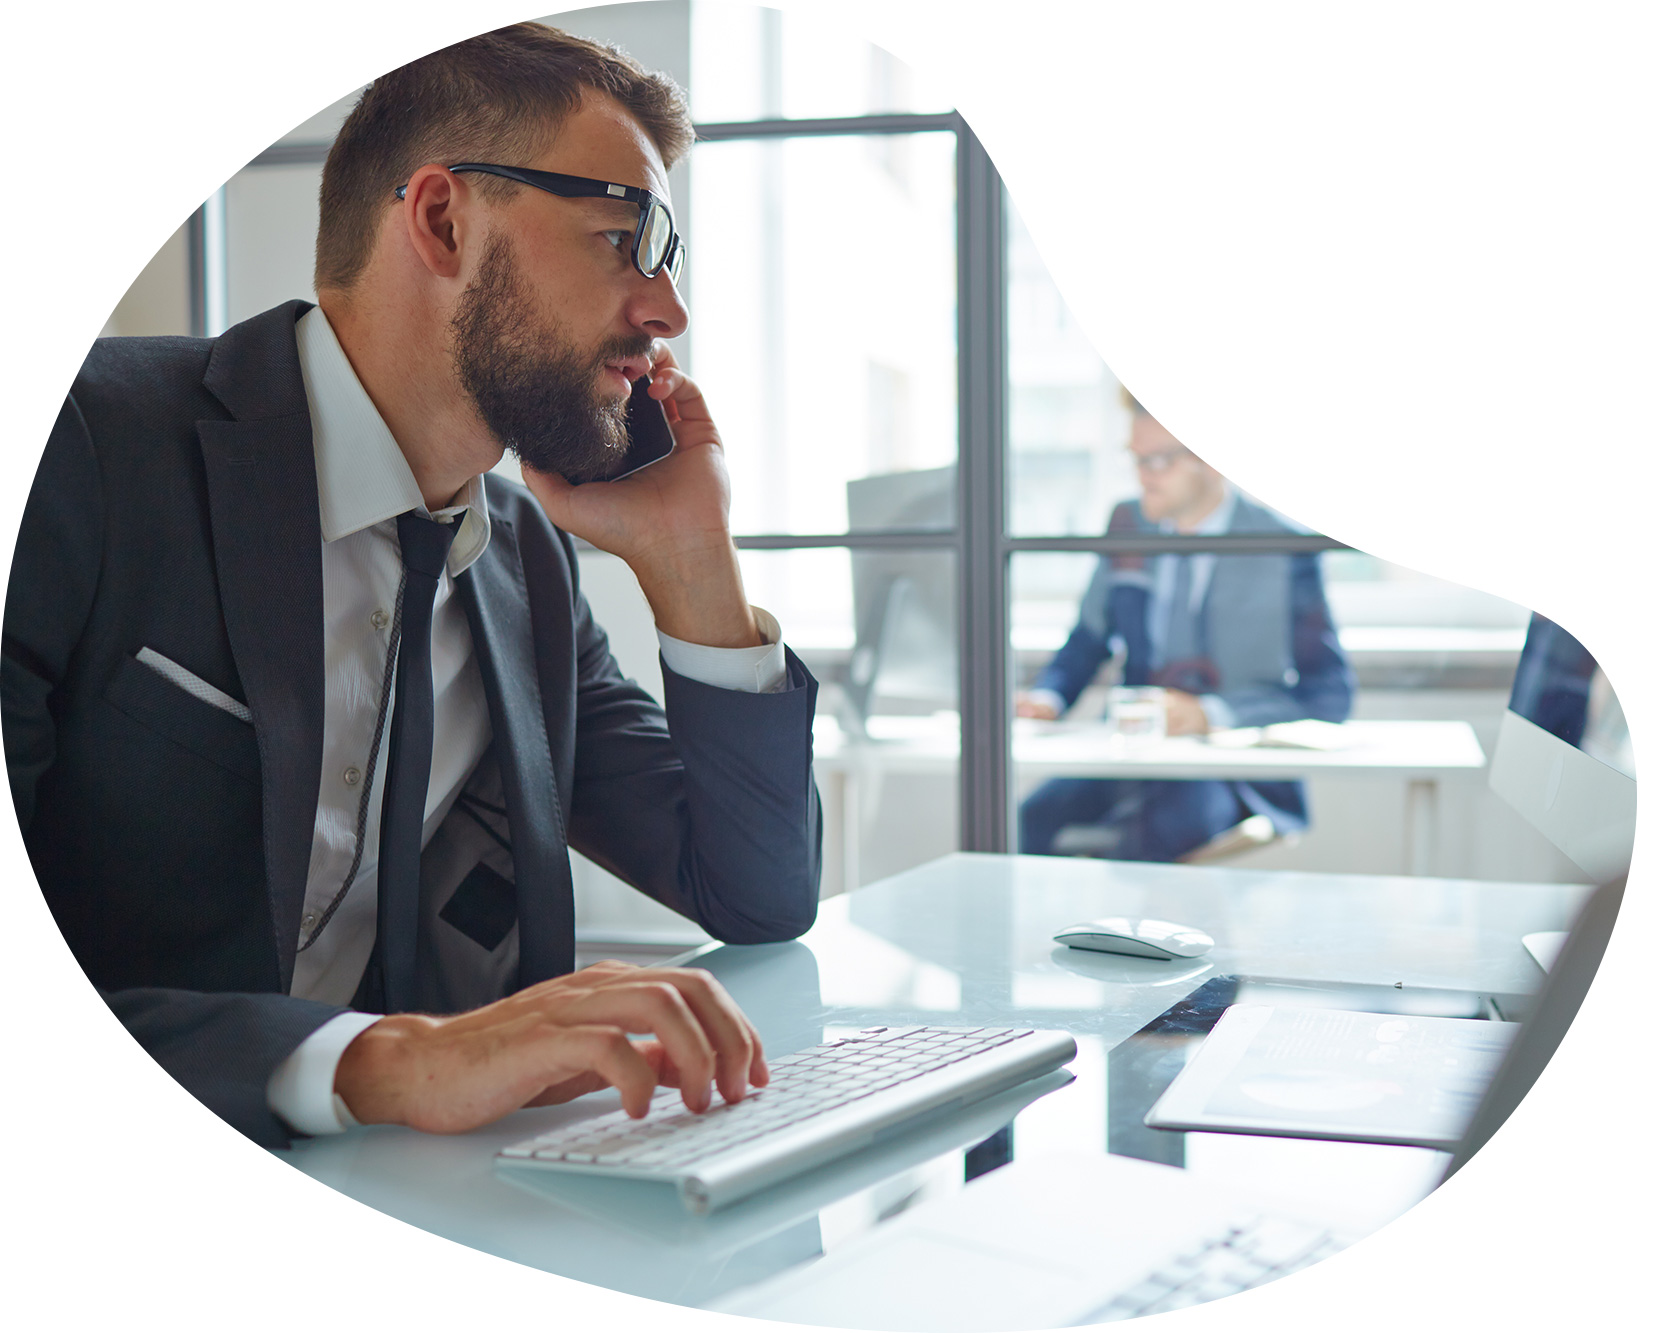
[{"left": 592, "top": 374, "right": 676, "bottom": 482}]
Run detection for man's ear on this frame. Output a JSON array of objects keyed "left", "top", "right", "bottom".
[{"left": 399, "top": 164, "right": 471, "bottom": 280}]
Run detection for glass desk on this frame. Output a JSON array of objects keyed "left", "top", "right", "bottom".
[{"left": 276, "top": 854, "right": 1587, "bottom": 1314}]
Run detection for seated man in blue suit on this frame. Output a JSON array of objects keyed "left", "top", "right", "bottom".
[
  {"left": 1017, "top": 399, "right": 1354, "bottom": 862},
  {"left": 5, "top": 25, "right": 820, "bottom": 1146}
]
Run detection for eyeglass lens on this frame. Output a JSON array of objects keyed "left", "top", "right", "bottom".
[{"left": 640, "top": 203, "right": 673, "bottom": 275}]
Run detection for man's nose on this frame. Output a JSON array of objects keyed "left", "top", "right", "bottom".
[{"left": 629, "top": 269, "right": 690, "bottom": 340}]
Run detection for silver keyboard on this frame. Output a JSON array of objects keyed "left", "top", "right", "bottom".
[
  {"left": 1086, "top": 1214, "right": 1344, "bottom": 1321},
  {"left": 497, "top": 1025, "right": 1077, "bottom": 1213}
]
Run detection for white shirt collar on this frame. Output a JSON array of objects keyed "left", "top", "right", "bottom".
[
  {"left": 294, "top": 305, "right": 490, "bottom": 575},
  {"left": 1157, "top": 482, "right": 1237, "bottom": 537}
]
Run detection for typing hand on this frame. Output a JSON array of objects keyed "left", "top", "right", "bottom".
[
  {"left": 333, "top": 960, "right": 768, "bottom": 1133},
  {"left": 520, "top": 343, "right": 761, "bottom": 649}
]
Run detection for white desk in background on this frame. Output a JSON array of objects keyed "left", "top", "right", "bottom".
[
  {"left": 277, "top": 853, "right": 1581, "bottom": 1321},
  {"left": 813, "top": 716, "right": 1486, "bottom": 882}
]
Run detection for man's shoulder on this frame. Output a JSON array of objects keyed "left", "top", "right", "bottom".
[
  {"left": 71, "top": 302, "right": 314, "bottom": 436},
  {"left": 1224, "top": 494, "right": 1299, "bottom": 536},
  {"left": 73, "top": 333, "right": 220, "bottom": 427}
]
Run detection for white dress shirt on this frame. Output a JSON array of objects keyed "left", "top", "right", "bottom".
[
  {"left": 267, "top": 307, "right": 787, "bottom": 1135},
  {"left": 1027, "top": 486, "right": 1238, "bottom": 729},
  {"left": 1147, "top": 486, "right": 1238, "bottom": 732}
]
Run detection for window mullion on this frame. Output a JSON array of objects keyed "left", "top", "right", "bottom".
[{"left": 956, "top": 123, "right": 1010, "bottom": 853}]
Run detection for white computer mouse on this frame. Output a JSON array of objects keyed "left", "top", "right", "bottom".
[{"left": 1052, "top": 917, "right": 1215, "bottom": 961}]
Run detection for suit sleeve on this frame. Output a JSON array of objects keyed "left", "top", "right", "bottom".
[
  {"left": 561, "top": 551, "right": 821, "bottom": 944},
  {"left": 104, "top": 989, "right": 346, "bottom": 1147},
  {"left": 1211, "top": 552, "right": 1355, "bottom": 727},
  {"left": 4, "top": 396, "right": 103, "bottom": 829},
  {"left": 6, "top": 395, "right": 348, "bottom": 1149},
  {"left": 1032, "top": 557, "right": 1118, "bottom": 711}
]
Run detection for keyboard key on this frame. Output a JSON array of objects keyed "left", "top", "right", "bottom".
[{"left": 1114, "top": 1279, "right": 1174, "bottom": 1311}]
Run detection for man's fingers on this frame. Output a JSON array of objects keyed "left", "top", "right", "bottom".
[
  {"left": 556, "top": 980, "right": 719, "bottom": 1112},
  {"left": 643, "top": 968, "right": 763, "bottom": 1105},
  {"left": 532, "top": 1025, "right": 661, "bottom": 1118},
  {"left": 643, "top": 354, "right": 712, "bottom": 425}
]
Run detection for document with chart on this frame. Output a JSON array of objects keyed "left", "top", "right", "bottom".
[{"left": 1144, "top": 1003, "right": 1519, "bottom": 1149}]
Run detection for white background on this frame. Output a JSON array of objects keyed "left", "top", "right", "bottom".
[{"left": 3, "top": 1, "right": 1649, "bottom": 1328}]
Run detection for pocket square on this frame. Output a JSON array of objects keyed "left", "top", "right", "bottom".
[{"left": 135, "top": 647, "right": 252, "bottom": 723}]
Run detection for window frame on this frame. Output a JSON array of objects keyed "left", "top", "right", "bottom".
[{"left": 205, "top": 109, "right": 1349, "bottom": 861}]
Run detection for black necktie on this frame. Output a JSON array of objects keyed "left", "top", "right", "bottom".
[{"left": 376, "top": 510, "right": 458, "bottom": 1012}]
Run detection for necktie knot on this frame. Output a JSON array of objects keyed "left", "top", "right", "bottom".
[{"left": 397, "top": 510, "right": 459, "bottom": 580}]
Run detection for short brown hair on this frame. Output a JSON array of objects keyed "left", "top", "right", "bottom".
[{"left": 314, "top": 22, "right": 693, "bottom": 292}]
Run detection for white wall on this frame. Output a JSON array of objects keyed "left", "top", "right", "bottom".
[{"left": 103, "top": 222, "right": 191, "bottom": 337}]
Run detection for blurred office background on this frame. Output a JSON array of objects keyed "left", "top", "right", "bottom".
[{"left": 102, "top": 2, "right": 1588, "bottom": 944}]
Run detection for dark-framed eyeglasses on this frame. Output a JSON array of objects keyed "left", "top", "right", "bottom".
[
  {"left": 395, "top": 162, "right": 686, "bottom": 285},
  {"left": 1130, "top": 447, "right": 1193, "bottom": 474}
]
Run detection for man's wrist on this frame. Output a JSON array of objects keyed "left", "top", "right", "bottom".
[
  {"left": 659, "top": 607, "right": 786, "bottom": 693},
  {"left": 630, "top": 539, "right": 762, "bottom": 648},
  {"left": 266, "top": 1010, "right": 383, "bottom": 1136},
  {"left": 333, "top": 1013, "right": 441, "bottom": 1127},
  {"left": 1198, "top": 694, "right": 1236, "bottom": 731}
]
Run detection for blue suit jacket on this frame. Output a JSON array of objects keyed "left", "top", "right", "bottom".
[
  {"left": 4, "top": 302, "right": 822, "bottom": 1146},
  {"left": 1034, "top": 497, "right": 1354, "bottom": 828}
]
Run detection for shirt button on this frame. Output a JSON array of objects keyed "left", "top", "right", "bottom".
[
  {"left": 343, "top": 766, "right": 362, "bottom": 787},
  {"left": 370, "top": 608, "right": 390, "bottom": 630},
  {"left": 301, "top": 911, "right": 318, "bottom": 932}
]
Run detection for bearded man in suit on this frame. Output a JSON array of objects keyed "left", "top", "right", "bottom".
[
  {"left": 1017, "top": 402, "right": 1354, "bottom": 862},
  {"left": 4, "top": 24, "right": 820, "bottom": 1146}
]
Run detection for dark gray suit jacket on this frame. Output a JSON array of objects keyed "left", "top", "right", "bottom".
[{"left": 3, "top": 301, "right": 822, "bottom": 1147}]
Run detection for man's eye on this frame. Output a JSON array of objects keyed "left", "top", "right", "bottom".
[{"left": 602, "top": 230, "right": 630, "bottom": 252}]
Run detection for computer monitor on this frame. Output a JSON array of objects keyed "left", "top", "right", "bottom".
[
  {"left": 1444, "top": 874, "right": 1622, "bottom": 1176},
  {"left": 1489, "top": 614, "right": 1636, "bottom": 882},
  {"left": 842, "top": 465, "right": 957, "bottom": 731}
]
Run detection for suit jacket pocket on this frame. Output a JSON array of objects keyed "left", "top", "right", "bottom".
[{"left": 104, "top": 652, "right": 260, "bottom": 783}]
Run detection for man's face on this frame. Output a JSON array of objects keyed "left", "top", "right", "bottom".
[
  {"left": 449, "top": 93, "right": 689, "bottom": 481},
  {"left": 1128, "top": 414, "right": 1216, "bottom": 524}
]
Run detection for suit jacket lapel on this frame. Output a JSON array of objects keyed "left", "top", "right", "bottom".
[
  {"left": 459, "top": 519, "right": 575, "bottom": 984},
  {"left": 197, "top": 302, "right": 326, "bottom": 993}
]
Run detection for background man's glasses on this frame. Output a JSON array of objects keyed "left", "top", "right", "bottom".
[
  {"left": 396, "top": 163, "right": 686, "bottom": 285},
  {"left": 1131, "top": 448, "right": 1193, "bottom": 474}
]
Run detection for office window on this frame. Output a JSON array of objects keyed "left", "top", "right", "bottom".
[
  {"left": 738, "top": 545, "right": 961, "bottom": 893},
  {"left": 1007, "top": 201, "right": 1136, "bottom": 538},
  {"left": 224, "top": 164, "right": 322, "bottom": 326},
  {"left": 689, "top": 3, "right": 955, "bottom": 122},
  {"left": 689, "top": 132, "right": 958, "bottom": 535},
  {"left": 1002, "top": 213, "right": 1551, "bottom": 879},
  {"left": 135, "top": 2, "right": 1575, "bottom": 889}
]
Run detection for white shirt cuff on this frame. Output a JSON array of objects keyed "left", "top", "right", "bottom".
[
  {"left": 1199, "top": 694, "right": 1237, "bottom": 732},
  {"left": 657, "top": 605, "right": 788, "bottom": 694},
  {"left": 266, "top": 1010, "right": 383, "bottom": 1136},
  {"left": 1026, "top": 688, "right": 1067, "bottom": 718}
]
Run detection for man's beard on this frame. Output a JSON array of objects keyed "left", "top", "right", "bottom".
[{"left": 450, "top": 233, "right": 651, "bottom": 483}]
